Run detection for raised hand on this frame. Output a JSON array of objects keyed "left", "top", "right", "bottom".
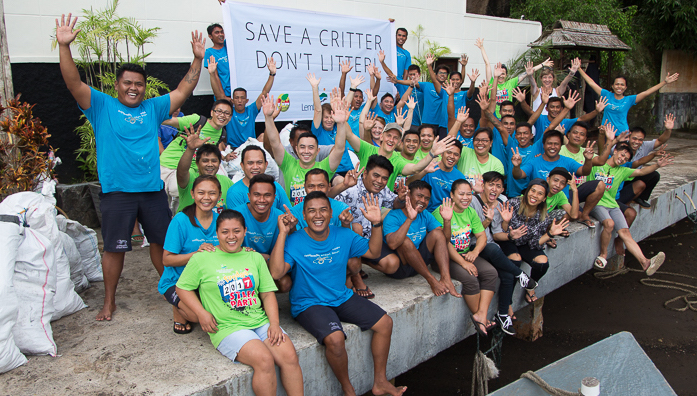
[
  {"left": 396, "top": 179, "right": 408, "bottom": 202},
  {"left": 439, "top": 198, "right": 454, "bottom": 222},
  {"left": 424, "top": 159, "right": 439, "bottom": 174},
  {"left": 595, "top": 96, "right": 609, "bottom": 113},
  {"left": 583, "top": 141, "right": 596, "bottom": 160},
  {"left": 570, "top": 57, "right": 581, "bottom": 73},
  {"left": 56, "top": 14, "right": 81, "bottom": 46},
  {"left": 378, "top": 50, "right": 386, "bottom": 63},
  {"left": 655, "top": 143, "right": 667, "bottom": 157},
  {"left": 555, "top": 123, "right": 566, "bottom": 134},
  {"left": 360, "top": 194, "right": 383, "bottom": 224},
  {"left": 615, "top": 130, "right": 630, "bottom": 143},
  {"left": 569, "top": 174, "right": 578, "bottom": 192},
  {"left": 364, "top": 112, "right": 378, "bottom": 131},
  {"left": 549, "top": 218, "right": 570, "bottom": 236},
  {"left": 395, "top": 107, "right": 408, "bottom": 127},
  {"left": 510, "top": 147, "right": 522, "bottom": 167},
  {"left": 665, "top": 72, "right": 679, "bottom": 84},
  {"left": 602, "top": 121, "right": 617, "bottom": 142},
  {"left": 349, "top": 74, "right": 365, "bottom": 89},
  {"left": 373, "top": 66, "right": 382, "bottom": 80},
  {"left": 406, "top": 95, "right": 417, "bottom": 110},
  {"left": 367, "top": 64, "right": 375, "bottom": 77},
  {"left": 190, "top": 31, "right": 206, "bottom": 59},
  {"left": 404, "top": 195, "right": 418, "bottom": 220},
  {"left": 338, "top": 208, "right": 354, "bottom": 227},
  {"left": 331, "top": 94, "right": 350, "bottom": 123},
  {"left": 459, "top": 54, "right": 469, "bottom": 67},
  {"left": 272, "top": 101, "right": 282, "bottom": 119},
  {"left": 540, "top": 88, "right": 550, "bottom": 104},
  {"left": 664, "top": 113, "right": 675, "bottom": 130},
  {"left": 443, "top": 80, "right": 457, "bottom": 96},
  {"left": 493, "top": 62, "right": 504, "bottom": 79},
  {"left": 564, "top": 90, "right": 581, "bottom": 109},
  {"left": 306, "top": 73, "right": 321, "bottom": 88},
  {"left": 472, "top": 174, "right": 484, "bottom": 194},
  {"left": 430, "top": 135, "right": 456, "bottom": 156},
  {"left": 467, "top": 68, "right": 480, "bottom": 84},
  {"left": 482, "top": 203, "right": 495, "bottom": 221},
  {"left": 541, "top": 58, "right": 554, "bottom": 68},
  {"left": 267, "top": 57, "right": 277, "bottom": 74},
  {"left": 498, "top": 201, "right": 514, "bottom": 222},
  {"left": 474, "top": 38, "right": 484, "bottom": 49},
  {"left": 456, "top": 107, "right": 470, "bottom": 123},
  {"left": 509, "top": 224, "right": 528, "bottom": 239},
  {"left": 261, "top": 94, "right": 276, "bottom": 117},
  {"left": 426, "top": 53, "right": 435, "bottom": 66},
  {"left": 512, "top": 87, "right": 526, "bottom": 103},
  {"left": 525, "top": 60, "right": 534, "bottom": 76},
  {"left": 475, "top": 88, "right": 490, "bottom": 110},
  {"left": 657, "top": 153, "right": 674, "bottom": 168},
  {"left": 207, "top": 55, "right": 218, "bottom": 74},
  {"left": 340, "top": 60, "right": 353, "bottom": 74},
  {"left": 183, "top": 123, "right": 209, "bottom": 150},
  {"left": 277, "top": 209, "right": 293, "bottom": 234}
]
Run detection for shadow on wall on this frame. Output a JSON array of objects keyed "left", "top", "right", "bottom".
[{"left": 467, "top": 0, "right": 511, "bottom": 17}]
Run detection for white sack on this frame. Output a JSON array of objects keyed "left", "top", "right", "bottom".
[{"left": 0, "top": 217, "right": 28, "bottom": 373}]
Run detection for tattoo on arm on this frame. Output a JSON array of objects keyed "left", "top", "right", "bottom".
[{"left": 185, "top": 65, "right": 201, "bottom": 84}]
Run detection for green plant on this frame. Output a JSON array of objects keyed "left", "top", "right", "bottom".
[
  {"left": 410, "top": 25, "right": 451, "bottom": 82},
  {"left": 0, "top": 95, "right": 55, "bottom": 200},
  {"left": 51, "top": 0, "right": 169, "bottom": 181}
]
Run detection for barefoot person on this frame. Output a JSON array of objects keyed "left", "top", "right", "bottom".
[
  {"left": 56, "top": 14, "right": 206, "bottom": 320},
  {"left": 270, "top": 192, "right": 407, "bottom": 396},
  {"left": 160, "top": 175, "right": 221, "bottom": 334},
  {"left": 176, "top": 210, "right": 304, "bottom": 396}
]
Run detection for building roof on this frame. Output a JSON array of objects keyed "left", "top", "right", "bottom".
[{"left": 528, "top": 20, "right": 631, "bottom": 51}]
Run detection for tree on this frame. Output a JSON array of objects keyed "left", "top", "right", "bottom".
[
  {"left": 642, "top": 0, "right": 697, "bottom": 54},
  {"left": 410, "top": 25, "right": 451, "bottom": 82}
]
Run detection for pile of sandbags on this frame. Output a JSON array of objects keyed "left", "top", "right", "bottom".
[{"left": 0, "top": 215, "right": 28, "bottom": 373}]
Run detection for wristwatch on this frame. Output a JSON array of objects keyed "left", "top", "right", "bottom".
[
  {"left": 269, "top": 72, "right": 276, "bottom": 76},
  {"left": 372, "top": 221, "right": 383, "bottom": 228},
  {"left": 349, "top": 87, "right": 359, "bottom": 92}
]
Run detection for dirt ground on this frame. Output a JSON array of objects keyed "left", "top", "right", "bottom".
[{"left": 393, "top": 219, "right": 697, "bottom": 395}]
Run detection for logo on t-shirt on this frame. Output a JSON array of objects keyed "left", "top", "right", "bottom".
[
  {"left": 496, "top": 89, "right": 509, "bottom": 104},
  {"left": 452, "top": 223, "right": 472, "bottom": 252},
  {"left": 233, "top": 111, "right": 250, "bottom": 127},
  {"left": 118, "top": 109, "right": 147, "bottom": 124},
  {"left": 290, "top": 175, "right": 307, "bottom": 205},
  {"left": 218, "top": 269, "right": 257, "bottom": 311},
  {"left": 594, "top": 172, "right": 615, "bottom": 190},
  {"left": 308, "top": 253, "right": 332, "bottom": 265}
]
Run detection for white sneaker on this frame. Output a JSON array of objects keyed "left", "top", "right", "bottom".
[
  {"left": 496, "top": 313, "right": 515, "bottom": 335},
  {"left": 517, "top": 272, "right": 537, "bottom": 290}
]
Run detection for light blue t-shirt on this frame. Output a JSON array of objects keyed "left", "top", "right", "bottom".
[
  {"left": 372, "top": 105, "right": 396, "bottom": 124},
  {"left": 396, "top": 47, "right": 412, "bottom": 97},
  {"left": 601, "top": 88, "right": 637, "bottom": 135},
  {"left": 158, "top": 211, "right": 219, "bottom": 295},
  {"left": 419, "top": 81, "right": 448, "bottom": 127},
  {"left": 410, "top": 86, "right": 425, "bottom": 127},
  {"left": 521, "top": 155, "right": 583, "bottom": 198},
  {"left": 284, "top": 226, "right": 369, "bottom": 317},
  {"left": 226, "top": 103, "right": 260, "bottom": 148},
  {"left": 422, "top": 168, "right": 466, "bottom": 213},
  {"left": 457, "top": 135, "right": 474, "bottom": 148},
  {"left": 204, "top": 46, "right": 231, "bottom": 97},
  {"left": 235, "top": 204, "right": 283, "bottom": 255},
  {"left": 312, "top": 123, "right": 353, "bottom": 172},
  {"left": 453, "top": 91, "right": 467, "bottom": 114},
  {"left": 491, "top": 127, "right": 508, "bottom": 169},
  {"left": 348, "top": 104, "right": 365, "bottom": 138},
  {"left": 225, "top": 180, "right": 291, "bottom": 212},
  {"left": 80, "top": 88, "right": 170, "bottom": 193},
  {"left": 533, "top": 115, "right": 578, "bottom": 139},
  {"left": 506, "top": 136, "right": 544, "bottom": 197},
  {"left": 384, "top": 208, "right": 441, "bottom": 248},
  {"left": 291, "top": 197, "right": 348, "bottom": 230}
]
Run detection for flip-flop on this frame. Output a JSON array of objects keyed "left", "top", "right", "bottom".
[
  {"left": 594, "top": 256, "right": 607, "bottom": 270},
  {"left": 546, "top": 239, "right": 557, "bottom": 249},
  {"left": 360, "top": 270, "right": 369, "bottom": 279},
  {"left": 354, "top": 287, "right": 375, "bottom": 299},
  {"left": 646, "top": 252, "right": 665, "bottom": 276},
  {"left": 470, "top": 314, "right": 488, "bottom": 336},
  {"left": 131, "top": 234, "right": 144, "bottom": 242},
  {"left": 173, "top": 321, "right": 193, "bottom": 334},
  {"left": 525, "top": 289, "right": 538, "bottom": 303},
  {"left": 577, "top": 219, "right": 596, "bottom": 229}
]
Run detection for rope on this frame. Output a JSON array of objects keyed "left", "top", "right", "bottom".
[
  {"left": 55, "top": 205, "right": 69, "bottom": 219},
  {"left": 520, "top": 371, "right": 582, "bottom": 396},
  {"left": 471, "top": 327, "right": 504, "bottom": 396},
  {"left": 595, "top": 266, "right": 697, "bottom": 312}
]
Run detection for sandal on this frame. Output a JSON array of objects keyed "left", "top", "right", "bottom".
[
  {"left": 546, "top": 239, "right": 557, "bottom": 249},
  {"left": 646, "top": 252, "right": 665, "bottom": 276},
  {"left": 173, "top": 321, "right": 193, "bottom": 334},
  {"left": 360, "top": 270, "right": 369, "bottom": 279},
  {"left": 577, "top": 219, "right": 596, "bottom": 229},
  {"left": 525, "top": 289, "right": 538, "bottom": 303},
  {"left": 594, "top": 256, "right": 607, "bottom": 270},
  {"left": 131, "top": 234, "right": 144, "bottom": 243},
  {"left": 470, "top": 314, "right": 488, "bottom": 336},
  {"left": 354, "top": 287, "right": 375, "bottom": 299}
]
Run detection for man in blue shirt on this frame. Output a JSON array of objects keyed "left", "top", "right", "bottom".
[
  {"left": 291, "top": 169, "right": 354, "bottom": 230},
  {"left": 269, "top": 191, "right": 406, "bottom": 396},
  {"left": 203, "top": 23, "right": 230, "bottom": 98},
  {"left": 378, "top": 181, "right": 462, "bottom": 298},
  {"left": 408, "top": 140, "right": 466, "bottom": 212},
  {"left": 226, "top": 145, "right": 291, "bottom": 211},
  {"left": 57, "top": 15, "right": 206, "bottom": 321},
  {"left": 378, "top": 27, "right": 411, "bottom": 101},
  {"left": 208, "top": 53, "right": 277, "bottom": 149}
]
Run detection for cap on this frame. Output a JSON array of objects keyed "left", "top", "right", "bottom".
[
  {"left": 383, "top": 123, "right": 404, "bottom": 136},
  {"left": 548, "top": 167, "right": 572, "bottom": 181},
  {"left": 526, "top": 178, "right": 549, "bottom": 195}
]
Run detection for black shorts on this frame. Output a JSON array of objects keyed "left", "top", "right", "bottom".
[
  {"left": 164, "top": 285, "right": 181, "bottom": 308},
  {"left": 100, "top": 189, "right": 171, "bottom": 252},
  {"left": 294, "top": 293, "right": 387, "bottom": 345},
  {"left": 367, "top": 240, "right": 433, "bottom": 279},
  {"left": 571, "top": 180, "right": 600, "bottom": 203},
  {"left": 499, "top": 240, "right": 546, "bottom": 263}
]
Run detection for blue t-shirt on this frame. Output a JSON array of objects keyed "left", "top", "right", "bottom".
[
  {"left": 80, "top": 88, "right": 170, "bottom": 193},
  {"left": 506, "top": 136, "right": 544, "bottom": 197},
  {"left": 158, "top": 211, "right": 219, "bottom": 295},
  {"left": 422, "top": 168, "right": 466, "bottom": 213},
  {"left": 521, "top": 155, "right": 583, "bottom": 198},
  {"left": 396, "top": 47, "right": 412, "bottom": 97},
  {"left": 312, "top": 123, "right": 353, "bottom": 172},
  {"left": 235, "top": 204, "right": 283, "bottom": 255},
  {"left": 291, "top": 197, "right": 348, "bottom": 230},
  {"left": 491, "top": 127, "right": 508, "bottom": 169},
  {"left": 419, "top": 81, "right": 448, "bottom": 127},
  {"left": 347, "top": 104, "right": 365, "bottom": 138},
  {"left": 158, "top": 111, "right": 184, "bottom": 148},
  {"left": 410, "top": 86, "right": 425, "bottom": 127},
  {"left": 453, "top": 91, "right": 467, "bottom": 114},
  {"left": 225, "top": 180, "right": 291, "bottom": 212},
  {"left": 600, "top": 89, "right": 637, "bottom": 135},
  {"left": 204, "top": 46, "right": 231, "bottom": 97},
  {"left": 384, "top": 208, "right": 441, "bottom": 248},
  {"left": 533, "top": 115, "right": 577, "bottom": 139},
  {"left": 284, "top": 227, "right": 369, "bottom": 317},
  {"left": 372, "top": 106, "right": 396, "bottom": 124},
  {"left": 226, "top": 103, "right": 260, "bottom": 148},
  {"left": 457, "top": 135, "right": 473, "bottom": 149}
]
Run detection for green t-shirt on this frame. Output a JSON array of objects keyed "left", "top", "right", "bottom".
[
  {"left": 279, "top": 151, "right": 335, "bottom": 206},
  {"left": 546, "top": 191, "right": 570, "bottom": 212},
  {"left": 433, "top": 206, "right": 484, "bottom": 253},
  {"left": 159, "top": 115, "right": 224, "bottom": 169},
  {"left": 456, "top": 148, "right": 505, "bottom": 190},
  {"left": 590, "top": 164, "right": 635, "bottom": 208},
  {"left": 489, "top": 77, "right": 519, "bottom": 118},
  {"left": 394, "top": 153, "right": 419, "bottom": 190},
  {"left": 176, "top": 249, "right": 278, "bottom": 348},
  {"left": 357, "top": 140, "right": 408, "bottom": 191},
  {"left": 177, "top": 169, "right": 234, "bottom": 213},
  {"left": 559, "top": 145, "right": 593, "bottom": 185}
]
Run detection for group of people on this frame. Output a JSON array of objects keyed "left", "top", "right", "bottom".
[{"left": 56, "top": 9, "right": 679, "bottom": 396}]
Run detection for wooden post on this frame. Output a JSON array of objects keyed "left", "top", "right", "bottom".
[
  {"left": 513, "top": 296, "right": 544, "bottom": 342},
  {"left": 0, "top": 0, "right": 14, "bottom": 105}
]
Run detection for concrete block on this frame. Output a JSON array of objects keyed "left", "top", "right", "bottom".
[
  {"left": 513, "top": 296, "right": 544, "bottom": 342},
  {"left": 55, "top": 183, "right": 100, "bottom": 229}
]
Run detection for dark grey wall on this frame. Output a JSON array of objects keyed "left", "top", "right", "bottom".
[{"left": 654, "top": 93, "right": 697, "bottom": 132}]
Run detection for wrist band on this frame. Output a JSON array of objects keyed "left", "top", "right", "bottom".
[
  {"left": 508, "top": 232, "right": 513, "bottom": 241},
  {"left": 372, "top": 221, "right": 383, "bottom": 228},
  {"left": 269, "top": 72, "right": 276, "bottom": 76},
  {"left": 547, "top": 230, "right": 553, "bottom": 238},
  {"left": 349, "top": 87, "right": 358, "bottom": 92},
  {"left": 429, "top": 151, "right": 437, "bottom": 158}
]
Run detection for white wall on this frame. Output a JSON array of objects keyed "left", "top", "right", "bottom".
[{"left": 4, "top": 0, "right": 540, "bottom": 93}]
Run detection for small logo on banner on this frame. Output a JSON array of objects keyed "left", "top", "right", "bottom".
[{"left": 277, "top": 94, "right": 291, "bottom": 112}]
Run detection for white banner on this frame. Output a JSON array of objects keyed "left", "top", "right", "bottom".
[{"left": 221, "top": 2, "right": 396, "bottom": 122}]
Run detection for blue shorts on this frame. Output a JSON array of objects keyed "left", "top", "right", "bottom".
[{"left": 216, "top": 323, "right": 287, "bottom": 363}]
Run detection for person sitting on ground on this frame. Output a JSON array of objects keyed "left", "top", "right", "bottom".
[
  {"left": 176, "top": 209, "right": 304, "bottom": 396},
  {"left": 226, "top": 145, "right": 292, "bottom": 210},
  {"left": 160, "top": 175, "right": 221, "bottom": 334},
  {"left": 208, "top": 56, "right": 276, "bottom": 149},
  {"left": 467, "top": 171, "right": 538, "bottom": 335},
  {"left": 407, "top": 140, "right": 466, "bottom": 213},
  {"left": 57, "top": 14, "right": 206, "bottom": 321},
  {"left": 589, "top": 142, "right": 671, "bottom": 273},
  {"left": 494, "top": 179, "right": 570, "bottom": 304},
  {"left": 615, "top": 113, "right": 674, "bottom": 209},
  {"left": 456, "top": 127, "right": 505, "bottom": 192},
  {"left": 160, "top": 100, "right": 232, "bottom": 212},
  {"left": 379, "top": 180, "right": 463, "bottom": 297},
  {"left": 176, "top": 129, "right": 233, "bottom": 213},
  {"left": 270, "top": 192, "right": 407, "bottom": 396},
  {"left": 263, "top": 93, "right": 347, "bottom": 205},
  {"left": 433, "top": 182, "right": 499, "bottom": 335},
  {"left": 577, "top": 58, "right": 679, "bottom": 151}
]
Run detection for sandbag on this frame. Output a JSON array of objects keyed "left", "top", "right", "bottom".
[
  {"left": 0, "top": 216, "right": 28, "bottom": 373},
  {"left": 59, "top": 231, "right": 89, "bottom": 293},
  {"left": 13, "top": 228, "right": 57, "bottom": 356},
  {"left": 56, "top": 215, "right": 103, "bottom": 282}
]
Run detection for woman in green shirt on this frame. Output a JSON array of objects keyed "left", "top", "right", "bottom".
[
  {"left": 434, "top": 179, "right": 498, "bottom": 336},
  {"left": 176, "top": 210, "right": 303, "bottom": 396}
]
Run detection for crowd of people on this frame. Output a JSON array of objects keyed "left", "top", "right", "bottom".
[{"left": 56, "top": 10, "right": 680, "bottom": 396}]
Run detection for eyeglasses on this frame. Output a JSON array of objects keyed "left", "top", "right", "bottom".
[
  {"left": 474, "top": 139, "right": 491, "bottom": 143},
  {"left": 213, "top": 109, "right": 232, "bottom": 116}
]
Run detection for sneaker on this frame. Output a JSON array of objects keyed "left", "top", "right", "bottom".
[
  {"left": 496, "top": 313, "right": 515, "bottom": 335},
  {"left": 635, "top": 198, "right": 651, "bottom": 208},
  {"left": 517, "top": 272, "right": 537, "bottom": 290}
]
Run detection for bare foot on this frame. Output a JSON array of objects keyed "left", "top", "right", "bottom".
[
  {"left": 372, "top": 380, "right": 407, "bottom": 396},
  {"left": 428, "top": 279, "right": 448, "bottom": 296},
  {"left": 440, "top": 278, "right": 462, "bottom": 298},
  {"left": 96, "top": 303, "right": 116, "bottom": 321}
]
